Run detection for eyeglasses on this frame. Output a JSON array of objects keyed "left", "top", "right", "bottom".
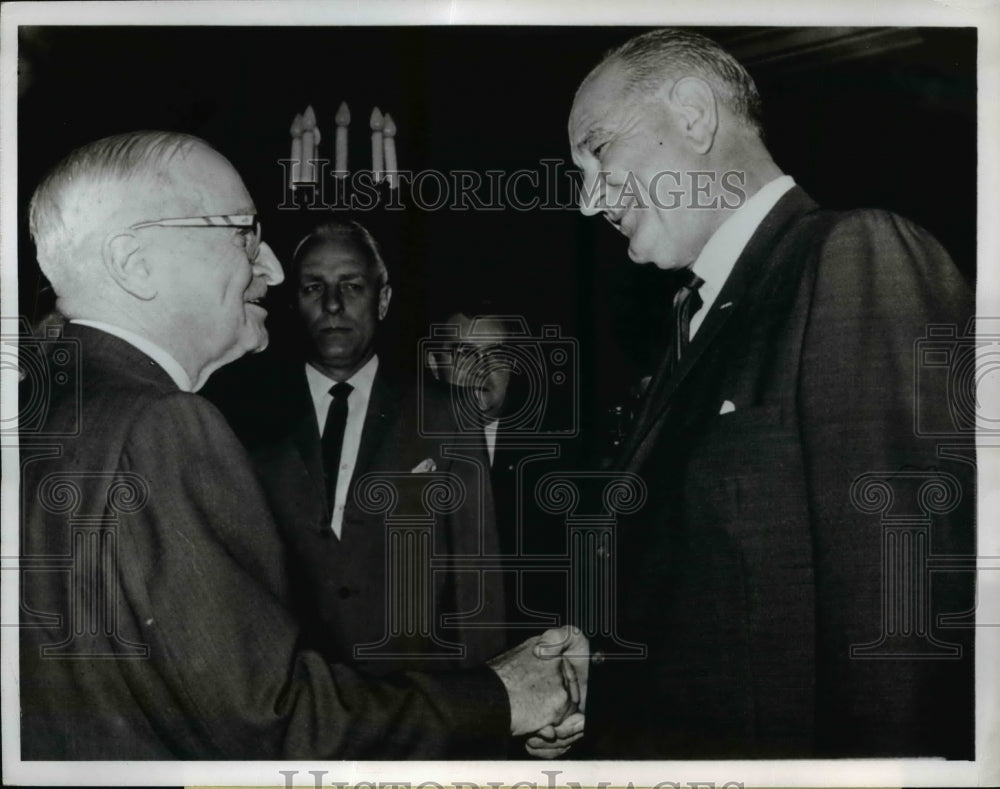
[
  {"left": 450, "top": 343, "right": 505, "bottom": 364},
  {"left": 129, "top": 214, "right": 261, "bottom": 263}
]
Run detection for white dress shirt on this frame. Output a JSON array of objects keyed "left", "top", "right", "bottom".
[
  {"left": 305, "top": 354, "right": 379, "bottom": 538},
  {"left": 72, "top": 319, "right": 193, "bottom": 391},
  {"left": 689, "top": 175, "right": 796, "bottom": 338},
  {"left": 483, "top": 418, "right": 499, "bottom": 465}
]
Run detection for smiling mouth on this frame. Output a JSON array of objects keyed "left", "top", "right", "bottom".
[{"left": 604, "top": 206, "right": 632, "bottom": 236}]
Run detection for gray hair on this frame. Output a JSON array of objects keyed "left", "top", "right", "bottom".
[
  {"left": 29, "top": 130, "right": 209, "bottom": 289},
  {"left": 291, "top": 220, "right": 390, "bottom": 287},
  {"left": 601, "top": 28, "right": 764, "bottom": 136}
]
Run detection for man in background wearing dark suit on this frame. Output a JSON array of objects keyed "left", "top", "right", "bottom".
[
  {"left": 248, "top": 221, "right": 511, "bottom": 675},
  {"left": 425, "top": 306, "right": 579, "bottom": 646},
  {"left": 19, "top": 131, "right": 586, "bottom": 760},
  {"left": 566, "top": 29, "right": 975, "bottom": 758}
]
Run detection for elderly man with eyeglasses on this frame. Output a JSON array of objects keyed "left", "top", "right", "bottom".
[{"left": 19, "top": 131, "right": 588, "bottom": 760}]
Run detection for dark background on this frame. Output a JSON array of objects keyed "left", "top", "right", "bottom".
[{"left": 17, "top": 25, "right": 977, "bottom": 433}]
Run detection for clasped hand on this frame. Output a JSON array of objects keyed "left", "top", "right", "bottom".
[{"left": 487, "top": 625, "right": 589, "bottom": 758}]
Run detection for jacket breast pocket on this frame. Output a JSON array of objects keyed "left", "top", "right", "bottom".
[{"left": 684, "top": 403, "right": 808, "bottom": 535}]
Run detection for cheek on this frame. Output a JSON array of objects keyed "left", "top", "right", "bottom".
[
  {"left": 351, "top": 301, "right": 380, "bottom": 329},
  {"left": 298, "top": 297, "right": 322, "bottom": 322}
]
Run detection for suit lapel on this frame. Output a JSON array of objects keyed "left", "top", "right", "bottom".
[
  {"left": 351, "top": 370, "right": 402, "bottom": 481},
  {"left": 618, "top": 187, "right": 821, "bottom": 473}
]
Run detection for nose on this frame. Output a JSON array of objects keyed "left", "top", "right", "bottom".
[
  {"left": 323, "top": 286, "right": 344, "bottom": 314},
  {"left": 578, "top": 164, "right": 606, "bottom": 217},
  {"left": 253, "top": 242, "right": 285, "bottom": 286}
]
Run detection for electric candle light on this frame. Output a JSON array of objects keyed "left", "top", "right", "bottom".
[
  {"left": 335, "top": 101, "right": 350, "bottom": 177},
  {"left": 289, "top": 112, "right": 304, "bottom": 188},
  {"left": 383, "top": 112, "right": 398, "bottom": 189},
  {"left": 370, "top": 106, "right": 385, "bottom": 183},
  {"left": 301, "top": 105, "right": 318, "bottom": 184}
]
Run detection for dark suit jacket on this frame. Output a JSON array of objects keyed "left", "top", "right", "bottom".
[
  {"left": 249, "top": 364, "right": 508, "bottom": 673},
  {"left": 19, "top": 325, "right": 510, "bottom": 760},
  {"left": 485, "top": 370, "right": 584, "bottom": 645},
  {"left": 585, "top": 187, "right": 975, "bottom": 758}
]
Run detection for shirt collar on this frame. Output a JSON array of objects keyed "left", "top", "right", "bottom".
[
  {"left": 71, "top": 318, "right": 193, "bottom": 391},
  {"left": 305, "top": 353, "right": 379, "bottom": 405},
  {"left": 689, "top": 175, "right": 796, "bottom": 336}
]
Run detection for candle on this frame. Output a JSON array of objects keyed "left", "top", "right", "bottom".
[
  {"left": 301, "top": 105, "right": 317, "bottom": 184},
  {"left": 335, "top": 101, "right": 350, "bottom": 177},
  {"left": 311, "top": 122, "right": 322, "bottom": 185},
  {"left": 370, "top": 106, "right": 384, "bottom": 183},
  {"left": 383, "top": 112, "right": 398, "bottom": 189},
  {"left": 289, "top": 112, "right": 304, "bottom": 188}
]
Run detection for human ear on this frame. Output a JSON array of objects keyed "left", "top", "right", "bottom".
[
  {"left": 669, "top": 76, "right": 718, "bottom": 154},
  {"left": 377, "top": 283, "right": 392, "bottom": 320},
  {"left": 103, "top": 232, "right": 157, "bottom": 300}
]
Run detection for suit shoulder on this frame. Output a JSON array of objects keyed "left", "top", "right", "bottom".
[
  {"left": 798, "top": 207, "right": 972, "bottom": 345},
  {"left": 124, "top": 390, "right": 240, "bottom": 450},
  {"left": 811, "top": 208, "right": 970, "bottom": 306},
  {"left": 821, "top": 208, "right": 945, "bottom": 251}
]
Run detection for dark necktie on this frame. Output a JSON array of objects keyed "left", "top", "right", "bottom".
[
  {"left": 614, "top": 269, "right": 705, "bottom": 471},
  {"left": 671, "top": 269, "right": 706, "bottom": 367},
  {"left": 321, "top": 382, "right": 353, "bottom": 519}
]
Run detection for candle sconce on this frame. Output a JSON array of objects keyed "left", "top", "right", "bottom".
[{"left": 287, "top": 101, "right": 399, "bottom": 193}]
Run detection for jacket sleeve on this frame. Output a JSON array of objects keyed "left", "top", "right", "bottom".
[
  {"left": 116, "top": 391, "right": 511, "bottom": 759},
  {"left": 798, "top": 210, "right": 975, "bottom": 757}
]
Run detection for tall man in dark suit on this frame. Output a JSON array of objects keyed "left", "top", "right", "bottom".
[
  {"left": 566, "top": 29, "right": 975, "bottom": 758},
  {"left": 249, "top": 222, "right": 510, "bottom": 674},
  {"left": 18, "top": 131, "right": 586, "bottom": 760}
]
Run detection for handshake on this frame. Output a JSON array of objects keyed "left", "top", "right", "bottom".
[{"left": 487, "top": 626, "right": 589, "bottom": 758}]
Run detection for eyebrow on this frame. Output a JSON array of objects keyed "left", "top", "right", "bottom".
[
  {"left": 300, "top": 271, "right": 368, "bottom": 282},
  {"left": 576, "top": 126, "right": 610, "bottom": 153}
]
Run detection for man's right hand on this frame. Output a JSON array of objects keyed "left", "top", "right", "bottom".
[{"left": 487, "top": 626, "right": 589, "bottom": 737}]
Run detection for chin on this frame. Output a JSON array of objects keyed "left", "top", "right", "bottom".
[
  {"left": 627, "top": 245, "right": 655, "bottom": 266},
  {"left": 242, "top": 328, "right": 270, "bottom": 355}
]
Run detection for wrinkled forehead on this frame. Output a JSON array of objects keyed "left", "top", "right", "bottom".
[
  {"left": 568, "top": 60, "right": 631, "bottom": 147},
  {"left": 298, "top": 237, "right": 378, "bottom": 280},
  {"left": 153, "top": 143, "right": 255, "bottom": 217},
  {"left": 103, "top": 143, "right": 254, "bottom": 228}
]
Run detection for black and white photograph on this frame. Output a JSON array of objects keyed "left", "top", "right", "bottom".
[{"left": 1, "top": 1, "right": 998, "bottom": 787}]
